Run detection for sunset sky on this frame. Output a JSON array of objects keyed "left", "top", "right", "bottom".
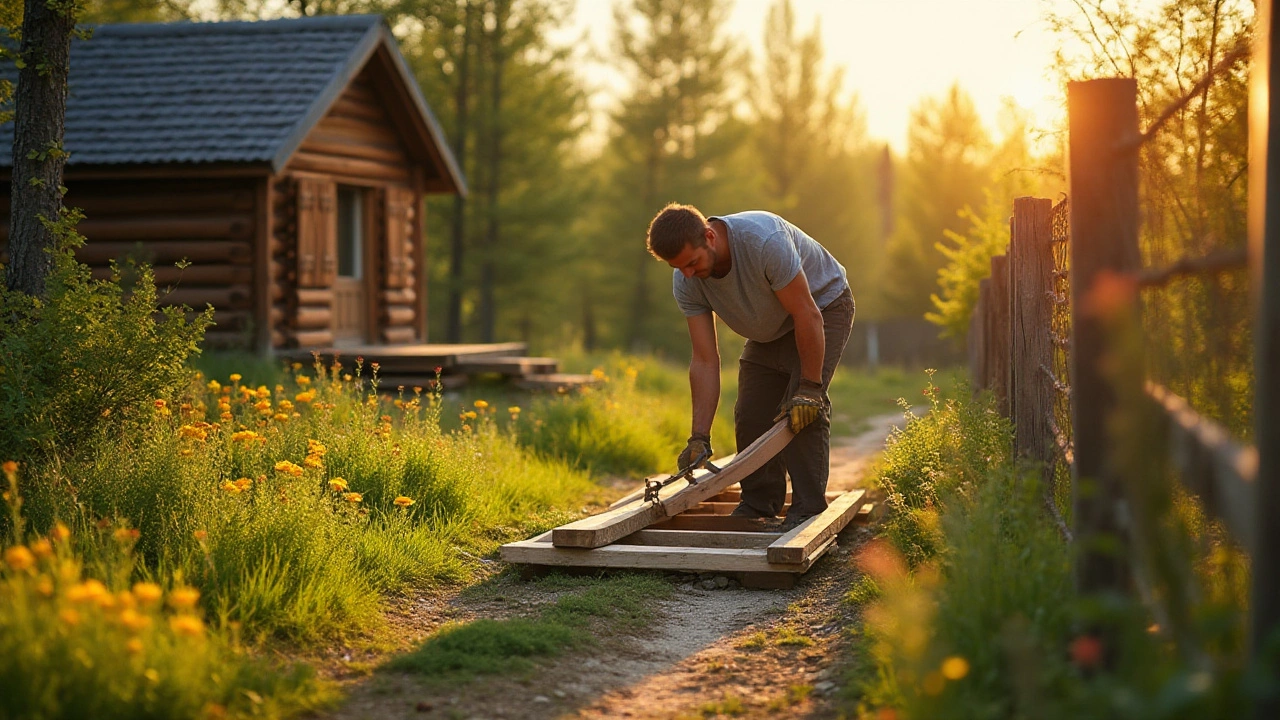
[{"left": 563, "top": 0, "right": 1075, "bottom": 152}]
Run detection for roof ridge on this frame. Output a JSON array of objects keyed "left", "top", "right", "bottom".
[{"left": 88, "top": 14, "right": 382, "bottom": 37}]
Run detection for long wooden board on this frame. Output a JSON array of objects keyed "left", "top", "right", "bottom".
[
  {"left": 502, "top": 530, "right": 836, "bottom": 573},
  {"left": 766, "top": 489, "right": 868, "bottom": 564},
  {"left": 551, "top": 420, "right": 793, "bottom": 548}
]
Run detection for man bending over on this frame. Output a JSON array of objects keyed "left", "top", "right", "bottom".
[{"left": 646, "top": 203, "right": 855, "bottom": 528}]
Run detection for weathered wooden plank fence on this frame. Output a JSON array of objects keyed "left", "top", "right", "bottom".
[{"left": 966, "top": 8, "right": 1277, "bottom": 711}]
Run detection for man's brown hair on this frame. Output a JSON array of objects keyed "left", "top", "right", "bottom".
[{"left": 646, "top": 203, "right": 708, "bottom": 260}]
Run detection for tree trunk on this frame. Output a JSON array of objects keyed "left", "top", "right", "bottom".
[
  {"left": 445, "top": 1, "right": 473, "bottom": 343},
  {"left": 479, "top": 0, "right": 507, "bottom": 344},
  {"left": 6, "top": 0, "right": 77, "bottom": 297}
]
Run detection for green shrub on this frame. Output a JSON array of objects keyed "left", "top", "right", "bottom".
[{"left": 0, "top": 216, "right": 211, "bottom": 463}]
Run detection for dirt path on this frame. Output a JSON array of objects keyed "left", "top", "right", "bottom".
[{"left": 322, "top": 410, "right": 910, "bottom": 720}]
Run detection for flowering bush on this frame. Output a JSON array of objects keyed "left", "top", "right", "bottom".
[{"left": 0, "top": 222, "right": 211, "bottom": 462}]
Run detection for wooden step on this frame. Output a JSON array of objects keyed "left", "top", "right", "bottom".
[
  {"left": 454, "top": 355, "right": 559, "bottom": 376},
  {"left": 512, "top": 373, "right": 600, "bottom": 392}
]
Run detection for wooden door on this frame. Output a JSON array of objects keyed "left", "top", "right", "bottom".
[{"left": 331, "top": 186, "right": 368, "bottom": 345}]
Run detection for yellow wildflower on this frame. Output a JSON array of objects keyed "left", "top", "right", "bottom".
[
  {"left": 231, "top": 430, "right": 259, "bottom": 442},
  {"left": 343, "top": 374, "right": 352, "bottom": 382},
  {"left": 154, "top": 399, "right": 167, "bottom": 409},
  {"left": 4, "top": 545, "right": 35, "bottom": 571},
  {"left": 474, "top": 399, "right": 489, "bottom": 410},
  {"left": 179, "top": 425, "right": 208, "bottom": 441},
  {"left": 67, "top": 579, "right": 108, "bottom": 603},
  {"left": 233, "top": 477, "right": 252, "bottom": 491},
  {"left": 255, "top": 400, "right": 272, "bottom": 414},
  {"left": 278, "top": 400, "right": 294, "bottom": 413},
  {"left": 462, "top": 411, "right": 477, "bottom": 420},
  {"left": 207, "top": 379, "right": 221, "bottom": 392},
  {"left": 220, "top": 412, "right": 233, "bottom": 421},
  {"left": 306, "top": 440, "right": 326, "bottom": 456},
  {"left": 60, "top": 608, "right": 81, "bottom": 627},
  {"left": 255, "top": 385, "right": 270, "bottom": 400},
  {"left": 273, "top": 412, "right": 290, "bottom": 422},
  {"left": 168, "top": 586, "right": 200, "bottom": 610},
  {"left": 295, "top": 390, "right": 316, "bottom": 403},
  {"left": 2, "top": 460, "right": 17, "bottom": 478},
  {"left": 591, "top": 367, "right": 606, "bottom": 381},
  {"left": 133, "top": 582, "right": 163, "bottom": 605},
  {"left": 36, "top": 577, "right": 54, "bottom": 596},
  {"left": 393, "top": 496, "right": 415, "bottom": 508},
  {"left": 193, "top": 529, "right": 208, "bottom": 541},
  {"left": 304, "top": 455, "right": 324, "bottom": 469},
  {"left": 51, "top": 522, "right": 71, "bottom": 542},
  {"left": 113, "top": 527, "right": 140, "bottom": 544},
  {"left": 343, "top": 492, "right": 363, "bottom": 503},
  {"left": 941, "top": 656, "right": 970, "bottom": 681},
  {"left": 30, "top": 538, "right": 52, "bottom": 558},
  {"left": 221, "top": 480, "right": 242, "bottom": 494},
  {"left": 624, "top": 366, "right": 638, "bottom": 381},
  {"left": 328, "top": 478, "right": 348, "bottom": 492},
  {"left": 274, "top": 460, "right": 304, "bottom": 477},
  {"left": 508, "top": 406, "right": 521, "bottom": 414},
  {"left": 179, "top": 448, "right": 193, "bottom": 457},
  {"left": 297, "top": 375, "right": 311, "bottom": 386},
  {"left": 229, "top": 373, "right": 242, "bottom": 383},
  {"left": 126, "top": 638, "right": 145, "bottom": 655},
  {"left": 144, "top": 669, "right": 159, "bottom": 683},
  {"left": 169, "top": 615, "right": 205, "bottom": 637}
]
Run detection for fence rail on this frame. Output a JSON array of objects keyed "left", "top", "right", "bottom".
[{"left": 966, "top": 15, "right": 1276, "bottom": 708}]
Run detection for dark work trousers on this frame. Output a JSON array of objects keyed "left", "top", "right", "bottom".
[{"left": 734, "top": 287, "right": 855, "bottom": 520}]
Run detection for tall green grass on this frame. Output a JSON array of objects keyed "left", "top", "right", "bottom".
[{"left": 845, "top": 380, "right": 1258, "bottom": 720}]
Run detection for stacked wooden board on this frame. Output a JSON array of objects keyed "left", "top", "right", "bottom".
[
  {"left": 279, "top": 342, "right": 599, "bottom": 391},
  {"left": 500, "top": 420, "right": 874, "bottom": 588}
]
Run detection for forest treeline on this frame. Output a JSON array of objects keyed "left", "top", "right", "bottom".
[{"left": 71, "top": 0, "right": 1248, "bottom": 361}]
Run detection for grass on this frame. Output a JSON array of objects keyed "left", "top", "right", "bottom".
[
  {"left": 841, "top": 377, "right": 1259, "bottom": 720},
  {"left": 385, "top": 573, "right": 671, "bottom": 680}
]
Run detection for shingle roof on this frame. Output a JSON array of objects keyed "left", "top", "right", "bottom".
[{"left": 0, "top": 14, "right": 464, "bottom": 192}]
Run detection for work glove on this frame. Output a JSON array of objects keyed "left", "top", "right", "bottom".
[
  {"left": 777, "top": 378, "right": 825, "bottom": 434},
  {"left": 677, "top": 433, "right": 712, "bottom": 471}
]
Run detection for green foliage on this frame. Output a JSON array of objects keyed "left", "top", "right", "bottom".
[
  {"left": 386, "top": 573, "right": 670, "bottom": 679},
  {"left": 0, "top": 476, "right": 333, "bottom": 720},
  {"left": 0, "top": 211, "right": 211, "bottom": 462},
  {"left": 876, "top": 373, "right": 1010, "bottom": 568},
  {"left": 926, "top": 194, "right": 1016, "bottom": 340},
  {"left": 848, "top": 379, "right": 1259, "bottom": 720}
]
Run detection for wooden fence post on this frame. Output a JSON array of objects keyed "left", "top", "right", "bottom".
[
  {"left": 988, "top": 254, "right": 1011, "bottom": 417},
  {"left": 1067, "top": 78, "right": 1140, "bottom": 595},
  {"left": 1010, "top": 198, "right": 1056, "bottom": 471},
  {"left": 972, "top": 278, "right": 990, "bottom": 391},
  {"left": 1249, "top": 0, "right": 1280, "bottom": 712}
]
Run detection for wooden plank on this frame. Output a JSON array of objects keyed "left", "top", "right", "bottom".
[
  {"left": 551, "top": 420, "right": 793, "bottom": 548},
  {"left": 501, "top": 530, "right": 831, "bottom": 573},
  {"left": 0, "top": 215, "right": 255, "bottom": 242},
  {"left": 456, "top": 356, "right": 559, "bottom": 376},
  {"left": 88, "top": 263, "right": 253, "bottom": 286},
  {"left": 615, "top": 529, "right": 782, "bottom": 549},
  {"left": 277, "top": 342, "right": 526, "bottom": 363},
  {"left": 648, "top": 516, "right": 781, "bottom": 532},
  {"left": 1147, "top": 383, "right": 1258, "bottom": 549},
  {"left": 382, "top": 326, "right": 417, "bottom": 344},
  {"left": 512, "top": 374, "right": 601, "bottom": 391},
  {"left": 607, "top": 462, "right": 740, "bottom": 510},
  {"left": 767, "top": 490, "right": 868, "bottom": 564}
]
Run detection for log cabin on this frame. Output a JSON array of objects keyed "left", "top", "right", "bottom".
[{"left": 0, "top": 14, "right": 466, "bottom": 353}]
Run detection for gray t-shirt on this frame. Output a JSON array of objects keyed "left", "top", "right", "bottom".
[{"left": 672, "top": 211, "right": 849, "bottom": 342}]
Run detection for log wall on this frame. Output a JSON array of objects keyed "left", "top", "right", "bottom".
[{"left": 0, "top": 177, "right": 261, "bottom": 349}]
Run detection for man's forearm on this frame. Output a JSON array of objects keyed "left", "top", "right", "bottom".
[
  {"left": 794, "top": 310, "right": 826, "bottom": 384},
  {"left": 689, "top": 359, "right": 720, "bottom": 436}
]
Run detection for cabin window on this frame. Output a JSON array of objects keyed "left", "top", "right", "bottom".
[{"left": 336, "top": 187, "right": 364, "bottom": 279}]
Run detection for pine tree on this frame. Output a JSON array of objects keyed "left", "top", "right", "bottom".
[{"left": 595, "top": 0, "right": 748, "bottom": 352}]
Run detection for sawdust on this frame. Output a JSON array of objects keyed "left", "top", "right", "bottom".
[{"left": 317, "top": 410, "right": 909, "bottom": 720}]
